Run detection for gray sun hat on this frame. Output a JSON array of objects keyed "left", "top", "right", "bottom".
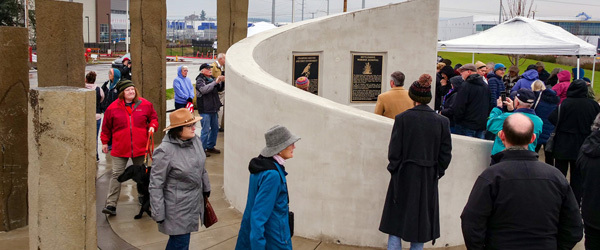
[{"left": 260, "top": 125, "right": 301, "bottom": 157}]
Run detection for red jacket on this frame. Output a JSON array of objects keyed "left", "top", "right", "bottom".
[{"left": 101, "top": 97, "right": 159, "bottom": 158}]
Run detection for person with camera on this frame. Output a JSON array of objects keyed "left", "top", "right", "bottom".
[{"left": 195, "top": 63, "right": 225, "bottom": 156}]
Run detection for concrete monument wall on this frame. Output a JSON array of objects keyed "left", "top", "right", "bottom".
[
  {"left": 0, "top": 27, "right": 29, "bottom": 232},
  {"left": 28, "top": 87, "right": 97, "bottom": 249},
  {"left": 224, "top": 0, "right": 495, "bottom": 248},
  {"left": 36, "top": 1, "right": 85, "bottom": 87},
  {"left": 217, "top": 0, "right": 249, "bottom": 54},
  {"left": 130, "top": 0, "right": 167, "bottom": 140}
]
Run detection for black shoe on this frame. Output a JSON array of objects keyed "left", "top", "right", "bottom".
[
  {"left": 218, "top": 128, "right": 224, "bottom": 132},
  {"left": 102, "top": 206, "right": 117, "bottom": 216},
  {"left": 205, "top": 151, "right": 211, "bottom": 157},
  {"left": 206, "top": 148, "right": 221, "bottom": 154}
]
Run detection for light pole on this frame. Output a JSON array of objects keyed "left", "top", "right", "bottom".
[
  {"left": 85, "top": 16, "right": 90, "bottom": 44},
  {"left": 107, "top": 13, "right": 112, "bottom": 53}
]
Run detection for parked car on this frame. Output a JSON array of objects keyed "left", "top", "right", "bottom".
[{"left": 112, "top": 53, "right": 130, "bottom": 66}]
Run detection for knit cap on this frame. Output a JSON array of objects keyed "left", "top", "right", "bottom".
[
  {"left": 116, "top": 80, "right": 135, "bottom": 93},
  {"left": 295, "top": 76, "right": 309, "bottom": 90},
  {"left": 408, "top": 74, "right": 432, "bottom": 104}
]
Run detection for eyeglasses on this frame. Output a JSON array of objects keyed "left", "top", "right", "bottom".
[{"left": 184, "top": 123, "right": 196, "bottom": 128}]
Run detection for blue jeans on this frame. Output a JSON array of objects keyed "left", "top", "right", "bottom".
[
  {"left": 387, "top": 235, "right": 424, "bottom": 250},
  {"left": 454, "top": 124, "right": 485, "bottom": 139},
  {"left": 200, "top": 112, "right": 219, "bottom": 149},
  {"left": 166, "top": 233, "right": 190, "bottom": 250},
  {"left": 174, "top": 102, "right": 187, "bottom": 110}
]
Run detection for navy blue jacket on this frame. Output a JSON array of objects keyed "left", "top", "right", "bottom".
[
  {"left": 487, "top": 72, "right": 505, "bottom": 110},
  {"left": 453, "top": 74, "right": 491, "bottom": 131},
  {"left": 533, "top": 89, "right": 560, "bottom": 144},
  {"left": 236, "top": 156, "right": 292, "bottom": 250}
]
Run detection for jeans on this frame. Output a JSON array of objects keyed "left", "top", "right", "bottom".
[
  {"left": 166, "top": 233, "right": 191, "bottom": 250},
  {"left": 174, "top": 102, "right": 187, "bottom": 110},
  {"left": 106, "top": 156, "right": 145, "bottom": 207},
  {"left": 200, "top": 112, "right": 219, "bottom": 149},
  {"left": 454, "top": 124, "right": 485, "bottom": 139},
  {"left": 387, "top": 235, "right": 424, "bottom": 250},
  {"left": 555, "top": 159, "right": 582, "bottom": 205}
]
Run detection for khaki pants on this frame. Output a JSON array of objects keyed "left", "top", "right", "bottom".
[{"left": 105, "top": 155, "right": 144, "bottom": 207}]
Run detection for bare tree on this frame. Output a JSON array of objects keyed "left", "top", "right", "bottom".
[{"left": 502, "top": 0, "right": 536, "bottom": 67}]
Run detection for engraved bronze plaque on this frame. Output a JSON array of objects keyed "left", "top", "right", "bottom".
[
  {"left": 351, "top": 54, "right": 383, "bottom": 102},
  {"left": 292, "top": 55, "right": 319, "bottom": 95}
]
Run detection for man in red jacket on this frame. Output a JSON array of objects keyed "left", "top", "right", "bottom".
[{"left": 100, "top": 80, "right": 159, "bottom": 215}]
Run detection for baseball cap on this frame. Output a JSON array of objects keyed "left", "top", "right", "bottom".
[
  {"left": 516, "top": 89, "right": 536, "bottom": 104},
  {"left": 199, "top": 63, "right": 212, "bottom": 71}
]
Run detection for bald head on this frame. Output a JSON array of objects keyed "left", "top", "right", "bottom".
[{"left": 500, "top": 113, "right": 535, "bottom": 148}]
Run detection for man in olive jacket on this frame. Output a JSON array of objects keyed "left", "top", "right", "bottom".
[{"left": 379, "top": 74, "right": 452, "bottom": 250}]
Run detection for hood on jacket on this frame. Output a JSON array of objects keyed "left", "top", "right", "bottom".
[
  {"left": 177, "top": 65, "right": 187, "bottom": 79},
  {"left": 163, "top": 133, "right": 194, "bottom": 148},
  {"left": 572, "top": 67, "right": 585, "bottom": 80},
  {"left": 248, "top": 155, "right": 282, "bottom": 174},
  {"left": 539, "top": 89, "right": 560, "bottom": 104},
  {"left": 449, "top": 75, "right": 464, "bottom": 90},
  {"left": 440, "top": 65, "right": 455, "bottom": 79},
  {"left": 110, "top": 68, "right": 122, "bottom": 90},
  {"left": 557, "top": 70, "right": 571, "bottom": 83},
  {"left": 521, "top": 69, "right": 539, "bottom": 81},
  {"left": 581, "top": 130, "right": 600, "bottom": 157},
  {"left": 566, "top": 79, "right": 589, "bottom": 98}
]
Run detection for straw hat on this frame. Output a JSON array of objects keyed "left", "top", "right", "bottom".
[
  {"left": 260, "top": 125, "right": 301, "bottom": 157},
  {"left": 163, "top": 108, "right": 202, "bottom": 131}
]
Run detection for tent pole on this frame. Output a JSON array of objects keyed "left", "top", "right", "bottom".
[
  {"left": 577, "top": 55, "right": 581, "bottom": 79},
  {"left": 593, "top": 56, "right": 597, "bottom": 88},
  {"left": 472, "top": 53, "right": 475, "bottom": 63}
]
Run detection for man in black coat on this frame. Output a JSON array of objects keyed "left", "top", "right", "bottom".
[
  {"left": 576, "top": 114, "right": 600, "bottom": 249},
  {"left": 379, "top": 74, "right": 452, "bottom": 250},
  {"left": 461, "top": 113, "right": 583, "bottom": 250},
  {"left": 453, "top": 64, "right": 491, "bottom": 139}
]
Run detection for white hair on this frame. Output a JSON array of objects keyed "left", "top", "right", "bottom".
[{"left": 217, "top": 53, "right": 226, "bottom": 60}]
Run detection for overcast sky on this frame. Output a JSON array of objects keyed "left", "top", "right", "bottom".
[{"left": 166, "top": 0, "right": 600, "bottom": 22}]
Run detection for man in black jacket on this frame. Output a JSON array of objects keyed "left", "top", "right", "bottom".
[
  {"left": 461, "top": 113, "right": 583, "bottom": 250},
  {"left": 577, "top": 114, "right": 600, "bottom": 249},
  {"left": 453, "top": 63, "right": 491, "bottom": 139},
  {"left": 196, "top": 63, "right": 225, "bottom": 155}
]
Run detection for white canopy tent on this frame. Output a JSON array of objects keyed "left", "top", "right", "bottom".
[
  {"left": 247, "top": 22, "right": 277, "bottom": 37},
  {"left": 437, "top": 16, "right": 598, "bottom": 83}
]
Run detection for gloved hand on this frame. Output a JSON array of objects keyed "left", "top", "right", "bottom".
[
  {"left": 203, "top": 191, "right": 211, "bottom": 198},
  {"left": 157, "top": 220, "right": 164, "bottom": 224},
  {"left": 186, "top": 98, "right": 193, "bottom": 103}
]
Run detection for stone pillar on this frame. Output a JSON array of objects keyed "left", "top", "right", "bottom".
[
  {"left": 28, "top": 87, "right": 97, "bottom": 250},
  {"left": 0, "top": 27, "right": 29, "bottom": 232},
  {"left": 130, "top": 0, "right": 167, "bottom": 140},
  {"left": 217, "top": 0, "right": 249, "bottom": 54},
  {"left": 36, "top": 0, "right": 85, "bottom": 87}
]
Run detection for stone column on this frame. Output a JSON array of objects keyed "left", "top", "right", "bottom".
[
  {"left": 130, "top": 0, "right": 167, "bottom": 140},
  {"left": 28, "top": 87, "right": 97, "bottom": 250},
  {"left": 217, "top": 0, "right": 249, "bottom": 54},
  {"left": 0, "top": 27, "right": 29, "bottom": 232},
  {"left": 36, "top": 0, "right": 85, "bottom": 87}
]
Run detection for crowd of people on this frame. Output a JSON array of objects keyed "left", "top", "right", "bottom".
[{"left": 374, "top": 59, "right": 600, "bottom": 249}]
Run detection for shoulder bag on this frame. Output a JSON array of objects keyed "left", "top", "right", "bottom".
[{"left": 545, "top": 105, "right": 560, "bottom": 153}]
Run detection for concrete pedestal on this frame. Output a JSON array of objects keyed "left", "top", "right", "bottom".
[
  {"left": 130, "top": 0, "right": 167, "bottom": 140},
  {"left": 0, "top": 27, "right": 29, "bottom": 232},
  {"left": 217, "top": 0, "right": 249, "bottom": 54},
  {"left": 28, "top": 87, "right": 96, "bottom": 250},
  {"left": 36, "top": 1, "right": 85, "bottom": 87}
]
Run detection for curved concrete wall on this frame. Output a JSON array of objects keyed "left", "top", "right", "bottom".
[{"left": 224, "top": 0, "right": 493, "bottom": 248}]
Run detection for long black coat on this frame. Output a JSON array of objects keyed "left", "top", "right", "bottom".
[
  {"left": 577, "top": 130, "right": 600, "bottom": 232},
  {"left": 549, "top": 80, "right": 600, "bottom": 160},
  {"left": 379, "top": 105, "right": 452, "bottom": 242}
]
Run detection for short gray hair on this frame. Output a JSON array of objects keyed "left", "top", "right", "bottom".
[
  {"left": 217, "top": 53, "right": 226, "bottom": 60},
  {"left": 390, "top": 71, "right": 405, "bottom": 87}
]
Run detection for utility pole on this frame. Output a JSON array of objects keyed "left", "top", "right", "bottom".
[
  {"left": 362, "top": 0, "right": 365, "bottom": 9},
  {"left": 343, "top": 0, "right": 347, "bottom": 12},
  {"left": 292, "top": 0, "right": 295, "bottom": 22},
  {"left": 498, "top": 0, "right": 502, "bottom": 23},
  {"left": 302, "top": 0, "right": 305, "bottom": 21},
  {"left": 327, "top": 0, "right": 329, "bottom": 15},
  {"left": 272, "top": 0, "right": 276, "bottom": 24},
  {"left": 126, "top": 0, "right": 129, "bottom": 53},
  {"left": 23, "top": 0, "right": 27, "bottom": 28}
]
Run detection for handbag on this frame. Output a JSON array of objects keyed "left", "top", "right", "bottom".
[
  {"left": 203, "top": 197, "right": 218, "bottom": 228},
  {"left": 545, "top": 105, "right": 560, "bottom": 153}
]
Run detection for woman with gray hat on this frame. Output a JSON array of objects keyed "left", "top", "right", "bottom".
[
  {"left": 236, "top": 125, "right": 300, "bottom": 250},
  {"left": 149, "top": 108, "right": 211, "bottom": 249}
]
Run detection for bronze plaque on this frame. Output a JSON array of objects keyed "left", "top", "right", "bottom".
[
  {"left": 292, "top": 55, "right": 319, "bottom": 95},
  {"left": 351, "top": 54, "right": 383, "bottom": 102}
]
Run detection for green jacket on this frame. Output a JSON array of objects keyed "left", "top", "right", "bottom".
[{"left": 487, "top": 107, "right": 543, "bottom": 155}]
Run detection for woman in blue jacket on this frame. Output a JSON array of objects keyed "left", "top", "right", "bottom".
[{"left": 236, "top": 125, "right": 300, "bottom": 250}]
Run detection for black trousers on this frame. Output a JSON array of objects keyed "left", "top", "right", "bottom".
[
  {"left": 554, "top": 158, "right": 582, "bottom": 205},
  {"left": 585, "top": 225, "right": 600, "bottom": 250},
  {"left": 535, "top": 143, "right": 555, "bottom": 166}
]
